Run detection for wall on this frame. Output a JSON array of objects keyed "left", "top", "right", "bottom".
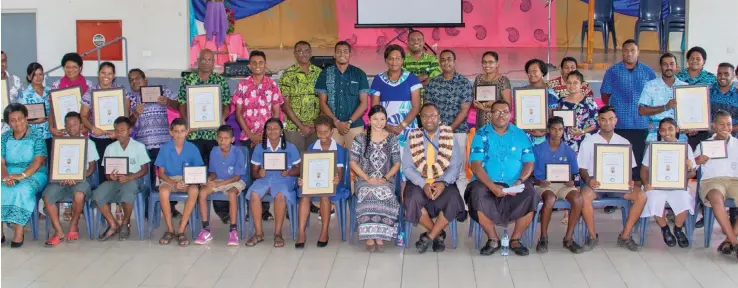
[
  {"left": 1, "top": 0, "right": 189, "bottom": 77},
  {"left": 686, "top": 0, "right": 737, "bottom": 73}
]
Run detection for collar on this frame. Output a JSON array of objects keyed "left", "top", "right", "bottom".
[
  {"left": 708, "top": 134, "right": 734, "bottom": 143},
  {"left": 266, "top": 138, "right": 282, "bottom": 152},
  {"left": 23, "top": 84, "right": 50, "bottom": 94},
  {"left": 218, "top": 144, "right": 234, "bottom": 156},
  {"left": 406, "top": 52, "right": 433, "bottom": 61},
  {"left": 657, "top": 76, "right": 685, "bottom": 87},
  {"left": 287, "top": 63, "right": 320, "bottom": 74},
  {"left": 711, "top": 83, "right": 737, "bottom": 94},
  {"left": 311, "top": 138, "right": 338, "bottom": 151}
]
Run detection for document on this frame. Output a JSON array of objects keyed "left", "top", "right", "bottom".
[
  {"left": 307, "top": 158, "right": 331, "bottom": 189},
  {"left": 700, "top": 140, "right": 728, "bottom": 159},
  {"left": 97, "top": 95, "right": 120, "bottom": 125},
  {"left": 104, "top": 157, "right": 129, "bottom": 175},
  {"left": 193, "top": 93, "right": 215, "bottom": 122},
  {"left": 58, "top": 144, "right": 81, "bottom": 175},
  {"left": 655, "top": 150, "right": 680, "bottom": 182},
  {"left": 521, "top": 95, "right": 542, "bottom": 125},
  {"left": 25, "top": 103, "right": 46, "bottom": 120},
  {"left": 475, "top": 85, "right": 497, "bottom": 102},
  {"left": 183, "top": 166, "right": 207, "bottom": 184},
  {"left": 264, "top": 152, "right": 287, "bottom": 171},
  {"left": 601, "top": 152, "right": 625, "bottom": 184},
  {"left": 141, "top": 86, "right": 161, "bottom": 103},
  {"left": 546, "top": 164, "right": 570, "bottom": 182}
]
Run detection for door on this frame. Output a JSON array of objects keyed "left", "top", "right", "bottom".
[{"left": 1, "top": 12, "right": 37, "bottom": 79}]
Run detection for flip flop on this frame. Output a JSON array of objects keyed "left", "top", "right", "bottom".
[
  {"left": 98, "top": 226, "right": 119, "bottom": 241},
  {"left": 45, "top": 235, "right": 64, "bottom": 247},
  {"left": 66, "top": 232, "right": 79, "bottom": 242}
]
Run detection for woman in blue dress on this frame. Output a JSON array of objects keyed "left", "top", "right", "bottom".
[
  {"left": 17, "top": 63, "right": 52, "bottom": 152},
  {"left": 1, "top": 103, "right": 48, "bottom": 247}
]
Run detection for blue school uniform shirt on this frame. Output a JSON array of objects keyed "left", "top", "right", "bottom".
[
  {"left": 154, "top": 140, "right": 204, "bottom": 177},
  {"left": 307, "top": 139, "right": 346, "bottom": 168},
  {"left": 469, "top": 123, "right": 534, "bottom": 186},
  {"left": 208, "top": 144, "right": 246, "bottom": 181},
  {"left": 532, "top": 140, "right": 579, "bottom": 181},
  {"left": 250, "top": 139, "right": 302, "bottom": 178}
]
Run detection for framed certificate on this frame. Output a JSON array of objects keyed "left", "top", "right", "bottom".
[
  {"left": 141, "top": 85, "right": 162, "bottom": 103},
  {"left": 594, "top": 144, "right": 632, "bottom": 192},
  {"left": 183, "top": 166, "right": 208, "bottom": 184},
  {"left": 648, "top": 142, "right": 688, "bottom": 190},
  {"left": 50, "top": 86, "right": 82, "bottom": 130},
  {"left": 263, "top": 152, "right": 287, "bottom": 171},
  {"left": 551, "top": 109, "right": 575, "bottom": 127},
  {"left": 25, "top": 103, "right": 47, "bottom": 120},
  {"left": 546, "top": 164, "right": 570, "bottom": 183},
  {"left": 186, "top": 85, "right": 222, "bottom": 129},
  {"left": 104, "top": 157, "right": 129, "bottom": 175},
  {"left": 1, "top": 79, "right": 8, "bottom": 121},
  {"left": 301, "top": 151, "right": 337, "bottom": 196},
  {"left": 513, "top": 87, "right": 548, "bottom": 130},
  {"left": 49, "top": 137, "right": 88, "bottom": 182},
  {"left": 92, "top": 88, "right": 126, "bottom": 131},
  {"left": 700, "top": 139, "right": 728, "bottom": 159},
  {"left": 674, "top": 85, "right": 710, "bottom": 130},
  {"left": 475, "top": 85, "right": 497, "bottom": 102}
]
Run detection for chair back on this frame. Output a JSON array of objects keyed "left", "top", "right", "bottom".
[
  {"left": 91, "top": 168, "right": 100, "bottom": 189},
  {"left": 668, "top": 0, "right": 686, "bottom": 16},
  {"left": 593, "top": 0, "right": 615, "bottom": 21},
  {"left": 340, "top": 150, "right": 351, "bottom": 191},
  {"left": 638, "top": 0, "right": 662, "bottom": 22},
  {"left": 239, "top": 145, "right": 252, "bottom": 187}
]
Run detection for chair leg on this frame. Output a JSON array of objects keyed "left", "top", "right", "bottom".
[
  {"left": 32, "top": 201, "right": 40, "bottom": 241},
  {"left": 580, "top": 22, "right": 587, "bottom": 53},
  {"left": 405, "top": 222, "right": 412, "bottom": 246},
  {"left": 609, "top": 20, "right": 617, "bottom": 52},
  {"left": 529, "top": 211, "right": 539, "bottom": 248},
  {"left": 474, "top": 220, "right": 482, "bottom": 250},
  {"left": 602, "top": 25, "right": 609, "bottom": 54},
  {"left": 338, "top": 200, "right": 347, "bottom": 242},
  {"left": 639, "top": 217, "right": 648, "bottom": 246},
  {"left": 134, "top": 194, "right": 145, "bottom": 240},
  {"left": 704, "top": 207, "right": 714, "bottom": 248},
  {"left": 84, "top": 201, "right": 94, "bottom": 240},
  {"left": 634, "top": 26, "right": 640, "bottom": 45},
  {"left": 148, "top": 198, "right": 156, "bottom": 239},
  {"left": 450, "top": 220, "right": 457, "bottom": 249}
]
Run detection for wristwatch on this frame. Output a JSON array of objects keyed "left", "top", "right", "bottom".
[{"left": 348, "top": 119, "right": 354, "bottom": 125}]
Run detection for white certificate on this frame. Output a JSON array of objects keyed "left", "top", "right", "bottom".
[
  {"left": 552, "top": 110, "right": 575, "bottom": 127},
  {"left": 264, "top": 152, "right": 287, "bottom": 170},
  {"left": 521, "top": 95, "right": 542, "bottom": 125},
  {"left": 193, "top": 93, "right": 215, "bottom": 122},
  {"left": 475, "top": 85, "right": 497, "bottom": 102},
  {"left": 307, "top": 159, "right": 331, "bottom": 189},
  {"left": 601, "top": 152, "right": 625, "bottom": 184},
  {"left": 183, "top": 166, "right": 208, "bottom": 184},
  {"left": 655, "top": 150, "right": 680, "bottom": 182},
  {"left": 104, "top": 157, "right": 129, "bottom": 175},
  {"left": 56, "top": 95, "right": 80, "bottom": 119},
  {"left": 97, "top": 95, "right": 121, "bottom": 125},
  {"left": 700, "top": 140, "right": 728, "bottom": 159},
  {"left": 58, "top": 144, "right": 81, "bottom": 175},
  {"left": 546, "top": 164, "right": 570, "bottom": 182},
  {"left": 677, "top": 92, "right": 704, "bottom": 124}
]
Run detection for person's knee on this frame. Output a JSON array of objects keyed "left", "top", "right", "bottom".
[
  {"left": 581, "top": 188, "right": 595, "bottom": 203},
  {"left": 249, "top": 192, "right": 262, "bottom": 202},
  {"left": 73, "top": 192, "right": 85, "bottom": 202},
  {"left": 542, "top": 192, "right": 556, "bottom": 207},
  {"left": 632, "top": 190, "right": 647, "bottom": 205},
  {"left": 187, "top": 185, "right": 199, "bottom": 197}
]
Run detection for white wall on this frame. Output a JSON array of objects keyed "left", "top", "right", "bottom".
[
  {"left": 1, "top": 0, "right": 189, "bottom": 77},
  {"left": 687, "top": 0, "right": 738, "bottom": 73}
]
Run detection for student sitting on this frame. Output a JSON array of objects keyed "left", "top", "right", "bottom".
[
  {"left": 154, "top": 118, "right": 204, "bottom": 246},
  {"left": 194, "top": 125, "right": 247, "bottom": 246},
  {"left": 296, "top": 115, "right": 344, "bottom": 248},
  {"left": 92, "top": 117, "right": 150, "bottom": 241},
  {"left": 246, "top": 118, "right": 301, "bottom": 248},
  {"left": 42, "top": 112, "right": 99, "bottom": 247}
]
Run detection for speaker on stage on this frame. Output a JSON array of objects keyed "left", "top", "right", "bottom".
[{"left": 311, "top": 56, "right": 335, "bottom": 69}]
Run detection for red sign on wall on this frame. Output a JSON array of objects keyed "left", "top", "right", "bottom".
[{"left": 76, "top": 20, "right": 123, "bottom": 61}]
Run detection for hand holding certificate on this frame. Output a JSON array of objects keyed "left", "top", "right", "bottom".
[
  {"left": 263, "top": 152, "right": 287, "bottom": 171},
  {"left": 700, "top": 140, "right": 728, "bottom": 159},
  {"left": 674, "top": 85, "right": 710, "bottom": 130},
  {"left": 92, "top": 88, "right": 126, "bottom": 131},
  {"left": 301, "top": 152, "right": 337, "bottom": 196},
  {"left": 50, "top": 137, "right": 88, "bottom": 182},
  {"left": 50, "top": 87, "right": 82, "bottom": 130},
  {"left": 104, "top": 157, "right": 129, "bottom": 175},
  {"left": 546, "top": 164, "right": 570, "bottom": 182},
  {"left": 183, "top": 166, "right": 208, "bottom": 184},
  {"left": 141, "top": 86, "right": 162, "bottom": 103},
  {"left": 186, "top": 85, "right": 222, "bottom": 129}
]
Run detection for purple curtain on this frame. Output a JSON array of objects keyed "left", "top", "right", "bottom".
[{"left": 192, "top": 0, "right": 285, "bottom": 21}]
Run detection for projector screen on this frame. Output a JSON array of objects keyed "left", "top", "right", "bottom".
[{"left": 356, "top": 0, "right": 464, "bottom": 28}]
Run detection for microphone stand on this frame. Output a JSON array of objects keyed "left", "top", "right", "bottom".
[{"left": 545, "top": 0, "right": 557, "bottom": 80}]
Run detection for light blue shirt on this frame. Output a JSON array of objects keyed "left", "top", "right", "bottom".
[
  {"left": 638, "top": 77, "right": 688, "bottom": 142},
  {"left": 469, "top": 123, "right": 534, "bottom": 186},
  {"left": 250, "top": 139, "right": 301, "bottom": 178},
  {"left": 209, "top": 144, "right": 246, "bottom": 181},
  {"left": 154, "top": 140, "right": 204, "bottom": 177},
  {"left": 401, "top": 127, "right": 461, "bottom": 187}
]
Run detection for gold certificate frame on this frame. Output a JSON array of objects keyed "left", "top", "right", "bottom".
[
  {"left": 92, "top": 87, "right": 126, "bottom": 131},
  {"left": 594, "top": 144, "right": 632, "bottom": 192},
  {"left": 301, "top": 151, "right": 337, "bottom": 196},
  {"left": 1, "top": 79, "right": 8, "bottom": 121},
  {"left": 674, "top": 85, "right": 710, "bottom": 130},
  {"left": 186, "top": 85, "right": 222, "bottom": 129},
  {"left": 513, "top": 87, "right": 548, "bottom": 130},
  {"left": 49, "top": 137, "right": 88, "bottom": 182},
  {"left": 648, "top": 142, "right": 688, "bottom": 190},
  {"left": 50, "top": 86, "right": 82, "bottom": 130}
]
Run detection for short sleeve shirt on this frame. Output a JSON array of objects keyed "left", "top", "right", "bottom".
[
  {"left": 176, "top": 72, "right": 231, "bottom": 141},
  {"left": 250, "top": 139, "right": 302, "bottom": 178},
  {"left": 694, "top": 135, "right": 738, "bottom": 180},
  {"left": 469, "top": 123, "right": 534, "bottom": 186},
  {"left": 233, "top": 76, "right": 284, "bottom": 140},
  {"left": 85, "top": 138, "right": 99, "bottom": 170},
  {"left": 279, "top": 64, "right": 322, "bottom": 131},
  {"left": 532, "top": 141, "right": 579, "bottom": 180},
  {"left": 17, "top": 85, "right": 52, "bottom": 139},
  {"left": 314, "top": 65, "right": 370, "bottom": 128},
  {"left": 102, "top": 139, "right": 151, "bottom": 174},
  {"left": 154, "top": 140, "right": 205, "bottom": 177},
  {"left": 307, "top": 139, "right": 347, "bottom": 168},
  {"left": 676, "top": 69, "right": 717, "bottom": 86},
  {"left": 709, "top": 84, "right": 738, "bottom": 126},
  {"left": 424, "top": 73, "right": 473, "bottom": 133},
  {"left": 128, "top": 86, "right": 178, "bottom": 149},
  {"left": 576, "top": 132, "right": 638, "bottom": 176},
  {"left": 637, "top": 77, "right": 688, "bottom": 141},
  {"left": 208, "top": 144, "right": 247, "bottom": 180},
  {"left": 600, "top": 62, "right": 657, "bottom": 129},
  {"left": 403, "top": 53, "right": 441, "bottom": 92}
]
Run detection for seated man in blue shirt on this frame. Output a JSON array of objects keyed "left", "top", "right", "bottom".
[
  {"left": 402, "top": 103, "right": 467, "bottom": 254},
  {"left": 531, "top": 116, "right": 583, "bottom": 254},
  {"left": 466, "top": 100, "right": 539, "bottom": 256},
  {"left": 154, "top": 118, "right": 204, "bottom": 246}
]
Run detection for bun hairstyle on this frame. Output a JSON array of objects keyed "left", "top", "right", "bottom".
[
  {"left": 261, "top": 117, "right": 286, "bottom": 150},
  {"left": 365, "top": 105, "right": 388, "bottom": 158}
]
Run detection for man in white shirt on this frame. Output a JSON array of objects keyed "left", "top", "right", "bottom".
[
  {"left": 578, "top": 106, "right": 647, "bottom": 252},
  {"left": 694, "top": 110, "right": 738, "bottom": 257},
  {"left": 1, "top": 51, "right": 23, "bottom": 134}
]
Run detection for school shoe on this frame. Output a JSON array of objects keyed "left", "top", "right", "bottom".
[
  {"left": 415, "top": 232, "right": 433, "bottom": 254},
  {"left": 583, "top": 234, "right": 599, "bottom": 251},
  {"left": 617, "top": 234, "right": 639, "bottom": 252},
  {"left": 227, "top": 230, "right": 239, "bottom": 246},
  {"left": 432, "top": 230, "right": 447, "bottom": 252},
  {"left": 194, "top": 229, "right": 213, "bottom": 245},
  {"left": 673, "top": 226, "right": 689, "bottom": 248},
  {"left": 480, "top": 239, "right": 501, "bottom": 256},
  {"left": 660, "top": 225, "right": 677, "bottom": 247},
  {"left": 536, "top": 237, "right": 549, "bottom": 253}
]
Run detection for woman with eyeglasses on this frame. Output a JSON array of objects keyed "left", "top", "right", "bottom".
[{"left": 472, "top": 51, "right": 512, "bottom": 128}]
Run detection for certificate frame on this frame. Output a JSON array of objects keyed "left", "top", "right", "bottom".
[
  {"left": 25, "top": 103, "right": 47, "bottom": 120},
  {"left": 648, "top": 142, "right": 688, "bottom": 190},
  {"left": 300, "top": 151, "right": 337, "bottom": 196},
  {"left": 545, "top": 163, "right": 571, "bottom": 183},
  {"left": 104, "top": 157, "right": 129, "bottom": 175},
  {"left": 475, "top": 84, "right": 497, "bottom": 102},
  {"left": 186, "top": 85, "right": 222, "bottom": 129},
  {"left": 141, "top": 85, "right": 162, "bottom": 103},
  {"left": 50, "top": 86, "right": 82, "bottom": 130},
  {"left": 263, "top": 152, "right": 287, "bottom": 171},
  {"left": 49, "top": 137, "right": 88, "bottom": 182},
  {"left": 513, "top": 87, "right": 548, "bottom": 130},
  {"left": 593, "top": 144, "right": 632, "bottom": 192},
  {"left": 183, "top": 166, "right": 208, "bottom": 185},
  {"left": 700, "top": 139, "right": 728, "bottom": 159},
  {"left": 673, "top": 85, "right": 710, "bottom": 131},
  {"left": 1, "top": 78, "right": 8, "bottom": 121},
  {"left": 551, "top": 109, "right": 575, "bottom": 127},
  {"left": 92, "top": 87, "right": 127, "bottom": 131}
]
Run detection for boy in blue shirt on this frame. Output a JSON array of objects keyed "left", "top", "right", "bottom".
[{"left": 154, "top": 118, "right": 204, "bottom": 246}]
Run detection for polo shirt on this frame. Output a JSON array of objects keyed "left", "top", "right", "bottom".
[
  {"left": 84, "top": 138, "right": 99, "bottom": 170},
  {"left": 307, "top": 139, "right": 346, "bottom": 168},
  {"left": 424, "top": 73, "right": 473, "bottom": 133},
  {"left": 577, "top": 132, "right": 637, "bottom": 176},
  {"left": 532, "top": 140, "right": 579, "bottom": 181},
  {"left": 600, "top": 62, "right": 657, "bottom": 129},
  {"left": 250, "top": 139, "right": 301, "bottom": 178},
  {"left": 710, "top": 84, "right": 738, "bottom": 126},
  {"left": 638, "top": 77, "right": 688, "bottom": 141},
  {"left": 694, "top": 135, "right": 738, "bottom": 180},
  {"left": 154, "top": 140, "right": 205, "bottom": 177},
  {"left": 469, "top": 123, "right": 534, "bottom": 186},
  {"left": 401, "top": 128, "right": 462, "bottom": 187},
  {"left": 102, "top": 139, "right": 151, "bottom": 174},
  {"left": 314, "top": 65, "right": 370, "bottom": 128},
  {"left": 209, "top": 144, "right": 246, "bottom": 181}
]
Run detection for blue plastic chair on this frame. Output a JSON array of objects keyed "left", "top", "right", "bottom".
[
  {"left": 468, "top": 216, "right": 535, "bottom": 250},
  {"left": 703, "top": 199, "right": 736, "bottom": 247},
  {"left": 349, "top": 173, "right": 404, "bottom": 244},
  {"left": 302, "top": 152, "right": 351, "bottom": 242},
  {"left": 44, "top": 172, "right": 99, "bottom": 240},
  {"left": 147, "top": 188, "right": 202, "bottom": 240},
  {"left": 528, "top": 199, "right": 585, "bottom": 248},
  {"left": 637, "top": 202, "right": 696, "bottom": 247},
  {"left": 662, "top": 0, "right": 685, "bottom": 52},
  {"left": 93, "top": 172, "right": 151, "bottom": 240},
  {"left": 404, "top": 219, "right": 458, "bottom": 249}
]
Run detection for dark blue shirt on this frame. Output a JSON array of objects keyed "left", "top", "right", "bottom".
[
  {"left": 710, "top": 83, "right": 738, "bottom": 126},
  {"left": 532, "top": 140, "right": 579, "bottom": 180},
  {"left": 600, "top": 62, "right": 657, "bottom": 129},
  {"left": 154, "top": 140, "right": 204, "bottom": 177}
]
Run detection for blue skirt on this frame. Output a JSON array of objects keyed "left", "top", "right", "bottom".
[{"left": 246, "top": 176, "right": 297, "bottom": 205}]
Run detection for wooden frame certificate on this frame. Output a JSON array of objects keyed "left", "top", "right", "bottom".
[
  {"left": 186, "top": 85, "right": 222, "bottom": 129},
  {"left": 674, "top": 85, "right": 710, "bottom": 130},
  {"left": 50, "top": 86, "right": 82, "bottom": 130},
  {"left": 25, "top": 103, "right": 47, "bottom": 120},
  {"left": 648, "top": 142, "right": 688, "bottom": 190},
  {"left": 263, "top": 152, "right": 287, "bottom": 171},
  {"left": 104, "top": 157, "right": 129, "bottom": 175},
  {"left": 546, "top": 164, "right": 570, "bottom": 183},
  {"left": 92, "top": 88, "right": 126, "bottom": 131},
  {"left": 49, "top": 137, "right": 88, "bottom": 182},
  {"left": 513, "top": 87, "right": 548, "bottom": 130},
  {"left": 700, "top": 140, "right": 728, "bottom": 159},
  {"left": 475, "top": 85, "right": 497, "bottom": 102},
  {"left": 141, "top": 85, "right": 162, "bottom": 103},
  {"left": 183, "top": 166, "right": 208, "bottom": 184},
  {"left": 301, "top": 151, "right": 337, "bottom": 196},
  {"left": 552, "top": 109, "right": 575, "bottom": 127},
  {"left": 594, "top": 144, "right": 632, "bottom": 192},
  {"left": 1, "top": 79, "right": 8, "bottom": 121}
]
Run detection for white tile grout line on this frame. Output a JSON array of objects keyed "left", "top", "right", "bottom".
[
  {"left": 319, "top": 243, "right": 341, "bottom": 288},
  {"left": 285, "top": 245, "right": 306, "bottom": 288},
  {"left": 247, "top": 244, "right": 276, "bottom": 288}
]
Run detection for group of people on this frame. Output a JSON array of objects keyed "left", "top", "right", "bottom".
[{"left": 1, "top": 30, "right": 737, "bottom": 258}]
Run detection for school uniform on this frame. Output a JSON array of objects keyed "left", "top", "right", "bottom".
[
  {"left": 695, "top": 135, "right": 738, "bottom": 207},
  {"left": 42, "top": 138, "right": 99, "bottom": 203},
  {"left": 247, "top": 139, "right": 301, "bottom": 205},
  {"left": 154, "top": 140, "right": 204, "bottom": 191},
  {"left": 92, "top": 139, "right": 151, "bottom": 204},
  {"left": 640, "top": 143, "right": 696, "bottom": 217},
  {"left": 208, "top": 144, "right": 247, "bottom": 193},
  {"left": 532, "top": 140, "right": 579, "bottom": 199},
  {"left": 306, "top": 139, "right": 347, "bottom": 200}
]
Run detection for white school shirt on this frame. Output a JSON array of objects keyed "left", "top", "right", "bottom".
[
  {"left": 85, "top": 138, "right": 100, "bottom": 170},
  {"left": 694, "top": 135, "right": 738, "bottom": 180},
  {"left": 102, "top": 138, "right": 151, "bottom": 173},
  {"left": 577, "top": 132, "right": 637, "bottom": 177}
]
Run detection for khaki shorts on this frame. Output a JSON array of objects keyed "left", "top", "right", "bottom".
[
  {"left": 535, "top": 183, "right": 578, "bottom": 199},
  {"left": 698, "top": 177, "right": 738, "bottom": 207},
  {"left": 158, "top": 176, "right": 188, "bottom": 192},
  {"left": 331, "top": 127, "right": 364, "bottom": 149},
  {"left": 212, "top": 180, "right": 247, "bottom": 194}
]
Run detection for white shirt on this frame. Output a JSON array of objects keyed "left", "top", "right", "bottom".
[
  {"left": 577, "top": 132, "right": 638, "bottom": 176},
  {"left": 694, "top": 135, "right": 738, "bottom": 180},
  {"left": 102, "top": 138, "right": 151, "bottom": 173},
  {"left": 85, "top": 138, "right": 100, "bottom": 170},
  {"left": 3, "top": 70, "right": 23, "bottom": 103}
]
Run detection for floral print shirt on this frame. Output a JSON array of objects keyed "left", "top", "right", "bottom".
[
  {"left": 176, "top": 72, "right": 231, "bottom": 141},
  {"left": 17, "top": 85, "right": 52, "bottom": 139},
  {"left": 233, "top": 75, "right": 284, "bottom": 140},
  {"left": 676, "top": 69, "right": 717, "bottom": 86},
  {"left": 279, "top": 64, "right": 321, "bottom": 132},
  {"left": 547, "top": 76, "right": 594, "bottom": 99},
  {"left": 557, "top": 96, "right": 599, "bottom": 153}
]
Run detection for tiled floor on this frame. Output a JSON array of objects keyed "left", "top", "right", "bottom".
[{"left": 2, "top": 209, "right": 736, "bottom": 288}]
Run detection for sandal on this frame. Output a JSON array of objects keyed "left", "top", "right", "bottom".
[
  {"left": 717, "top": 240, "right": 733, "bottom": 255},
  {"left": 159, "top": 232, "right": 175, "bottom": 245},
  {"left": 98, "top": 226, "right": 119, "bottom": 241},
  {"left": 177, "top": 233, "right": 190, "bottom": 247},
  {"left": 375, "top": 242, "right": 385, "bottom": 252},
  {"left": 365, "top": 241, "right": 376, "bottom": 252},
  {"left": 245, "top": 234, "right": 264, "bottom": 247},
  {"left": 510, "top": 239, "right": 530, "bottom": 256},
  {"left": 274, "top": 234, "right": 285, "bottom": 248},
  {"left": 45, "top": 235, "right": 64, "bottom": 247},
  {"left": 119, "top": 224, "right": 131, "bottom": 241},
  {"left": 66, "top": 232, "right": 79, "bottom": 242}
]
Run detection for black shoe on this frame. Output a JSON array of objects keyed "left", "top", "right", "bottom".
[
  {"left": 317, "top": 238, "right": 329, "bottom": 248},
  {"left": 437, "top": 230, "right": 447, "bottom": 242},
  {"left": 583, "top": 234, "right": 599, "bottom": 251},
  {"left": 295, "top": 242, "right": 305, "bottom": 249},
  {"left": 510, "top": 239, "right": 529, "bottom": 256},
  {"left": 617, "top": 234, "right": 639, "bottom": 252},
  {"left": 660, "top": 225, "right": 676, "bottom": 247},
  {"left": 10, "top": 240, "right": 23, "bottom": 248},
  {"left": 536, "top": 237, "right": 549, "bottom": 253},
  {"left": 718, "top": 240, "right": 733, "bottom": 255},
  {"left": 563, "top": 238, "right": 584, "bottom": 254},
  {"left": 673, "top": 226, "right": 689, "bottom": 248},
  {"left": 310, "top": 203, "right": 320, "bottom": 214},
  {"left": 172, "top": 208, "right": 182, "bottom": 219},
  {"left": 604, "top": 206, "right": 617, "bottom": 214},
  {"left": 415, "top": 232, "right": 433, "bottom": 254},
  {"left": 432, "top": 236, "right": 446, "bottom": 252},
  {"left": 695, "top": 218, "right": 704, "bottom": 229},
  {"left": 480, "top": 239, "right": 501, "bottom": 256}
]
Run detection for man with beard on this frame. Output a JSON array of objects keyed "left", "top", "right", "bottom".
[
  {"left": 638, "top": 53, "right": 687, "bottom": 142},
  {"left": 403, "top": 30, "right": 440, "bottom": 94}
]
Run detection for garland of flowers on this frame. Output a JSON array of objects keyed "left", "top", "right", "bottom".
[{"left": 225, "top": 7, "right": 235, "bottom": 34}]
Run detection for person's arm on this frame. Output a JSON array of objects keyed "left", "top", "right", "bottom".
[
  {"left": 579, "top": 168, "right": 591, "bottom": 185},
  {"left": 122, "top": 163, "right": 148, "bottom": 182},
  {"left": 450, "top": 102, "right": 471, "bottom": 131},
  {"left": 1, "top": 158, "right": 8, "bottom": 180},
  {"left": 126, "top": 98, "right": 139, "bottom": 125},
  {"left": 350, "top": 92, "right": 369, "bottom": 123},
  {"left": 86, "top": 160, "right": 97, "bottom": 178},
  {"left": 251, "top": 163, "right": 263, "bottom": 180},
  {"left": 79, "top": 105, "right": 100, "bottom": 135},
  {"left": 402, "top": 89, "right": 421, "bottom": 128},
  {"left": 158, "top": 166, "right": 177, "bottom": 186},
  {"left": 640, "top": 165, "right": 650, "bottom": 189},
  {"left": 207, "top": 172, "right": 217, "bottom": 182},
  {"left": 638, "top": 104, "right": 669, "bottom": 116},
  {"left": 217, "top": 174, "right": 241, "bottom": 186},
  {"left": 281, "top": 98, "right": 305, "bottom": 129},
  {"left": 516, "top": 162, "right": 534, "bottom": 184},
  {"left": 471, "top": 161, "right": 503, "bottom": 196},
  {"left": 318, "top": 93, "right": 338, "bottom": 121},
  {"left": 401, "top": 143, "right": 426, "bottom": 187}
]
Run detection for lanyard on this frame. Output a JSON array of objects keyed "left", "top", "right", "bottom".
[{"left": 424, "top": 133, "right": 439, "bottom": 152}]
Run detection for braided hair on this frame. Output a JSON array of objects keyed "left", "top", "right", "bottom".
[
  {"left": 261, "top": 117, "right": 286, "bottom": 150},
  {"left": 365, "top": 105, "right": 388, "bottom": 158}
]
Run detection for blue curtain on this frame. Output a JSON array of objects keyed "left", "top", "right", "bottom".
[
  {"left": 190, "top": 0, "right": 198, "bottom": 44},
  {"left": 579, "top": 0, "right": 669, "bottom": 18},
  {"left": 192, "top": 0, "right": 285, "bottom": 21}
]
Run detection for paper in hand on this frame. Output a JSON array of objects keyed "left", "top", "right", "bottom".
[{"left": 503, "top": 184, "right": 525, "bottom": 194}]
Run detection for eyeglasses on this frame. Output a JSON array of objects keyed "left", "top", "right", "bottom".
[
  {"left": 491, "top": 110, "right": 510, "bottom": 117},
  {"left": 295, "top": 49, "right": 311, "bottom": 55},
  {"left": 481, "top": 61, "right": 497, "bottom": 65}
]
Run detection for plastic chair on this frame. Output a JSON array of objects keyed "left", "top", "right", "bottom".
[
  {"left": 580, "top": 0, "right": 617, "bottom": 53},
  {"left": 528, "top": 200, "right": 585, "bottom": 248},
  {"left": 637, "top": 202, "right": 696, "bottom": 247},
  {"left": 662, "top": 0, "right": 685, "bottom": 52},
  {"left": 43, "top": 172, "right": 99, "bottom": 240},
  {"left": 349, "top": 173, "right": 404, "bottom": 244},
  {"left": 303, "top": 152, "right": 351, "bottom": 242},
  {"left": 703, "top": 199, "right": 736, "bottom": 247},
  {"left": 93, "top": 173, "right": 151, "bottom": 240},
  {"left": 634, "top": 0, "right": 663, "bottom": 50},
  {"left": 147, "top": 188, "right": 201, "bottom": 240}
]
